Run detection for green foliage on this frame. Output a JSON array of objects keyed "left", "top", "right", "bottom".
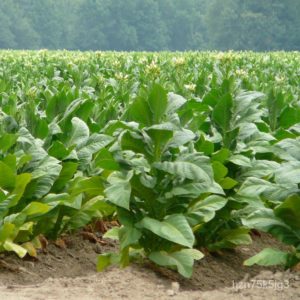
[{"left": 1, "top": 50, "right": 300, "bottom": 277}]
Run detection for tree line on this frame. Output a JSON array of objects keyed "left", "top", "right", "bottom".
[{"left": 0, "top": 0, "right": 299, "bottom": 51}]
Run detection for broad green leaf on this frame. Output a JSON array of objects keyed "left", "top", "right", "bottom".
[
  {"left": 148, "top": 84, "right": 168, "bottom": 124},
  {"left": 212, "top": 148, "right": 231, "bottom": 163},
  {"left": 168, "top": 181, "right": 224, "bottom": 198},
  {"left": 67, "top": 117, "right": 89, "bottom": 148},
  {"left": 0, "top": 173, "right": 32, "bottom": 218},
  {"left": 242, "top": 208, "right": 300, "bottom": 246},
  {"left": 275, "top": 161, "right": 300, "bottom": 184},
  {"left": 153, "top": 161, "right": 211, "bottom": 183},
  {"left": 67, "top": 196, "right": 114, "bottom": 230},
  {"left": 279, "top": 106, "right": 300, "bottom": 129},
  {"left": 149, "top": 249, "right": 204, "bottom": 278},
  {"left": 48, "top": 141, "right": 73, "bottom": 160},
  {"left": 103, "top": 227, "right": 120, "bottom": 240},
  {"left": 275, "top": 195, "right": 300, "bottom": 229},
  {"left": 146, "top": 127, "right": 173, "bottom": 160},
  {"left": 138, "top": 215, "right": 194, "bottom": 248},
  {"left": 70, "top": 176, "right": 105, "bottom": 197},
  {"left": 167, "top": 93, "right": 187, "bottom": 114},
  {"left": 119, "top": 226, "right": 142, "bottom": 250},
  {"left": 127, "top": 95, "right": 152, "bottom": 126},
  {"left": 78, "top": 134, "right": 114, "bottom": 167},
  {"left": 3, "top": 240, "right": 27, "bottom": 258},
  {"left": 187, "top": 195, "right": 227, "bottom": 225},
  {"left": 241, "top": 160, "right": 280, "bottom": 179},
  {"left": 244, "top": 248, "right": 289, "bottom": 267},
  {"left": 22, "top": 202, "right": 50, "bottom": 217},
  {"left": 30, "top": 156, "right": 62, "bottom": 198},
  {"left": 212, "top": 94, "right": 233, "bottom": 131},
  {"left": 121, "top": 130, "right": 148, "bottom": 156},
  {"left": 94, "top": 148, "right": 120, "bottom": 170},
  {"left": 52, "top": 162, "right": 78, "bottom": 192},
  {"left": 97, "top": 252, "right": 120, "bottom": 272},
  {"left": 0, "top": 223, "right": 15, "bottom": 242},
  {"left": 275, "top": 138, "right": 300, "bottom": 161},
  {"left": 0, "top": 161, "right": 15, "bottom": 190},
  {"left": 207, "top": 228, "right": 252, "bottom": 251},
  {"left": 105, "top": 172, "right": 132, "bottom": 210},
  {"left": 220, "top": 177, "right": 238, "bottom": 189},
  {"left": 212, "top": 161, "right": 228, "bottom": 181},
  {"left": 229, "top": 155, "right": 251, "bottom": 167},
  {"left": 0, "top": 134, "right": 17, "bottom": 152}
]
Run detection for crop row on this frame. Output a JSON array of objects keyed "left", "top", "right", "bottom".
[{"left": 0, "top": 51, "right": 299, "bottom": 277}]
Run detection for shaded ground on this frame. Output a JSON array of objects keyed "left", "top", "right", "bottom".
[{"left": 0, "top": 232, "right": 299, "bottom": 300}]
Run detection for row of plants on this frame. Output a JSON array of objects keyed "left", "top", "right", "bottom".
[{"left": 0, "top": 51, "right": 299, "bottom": 277}]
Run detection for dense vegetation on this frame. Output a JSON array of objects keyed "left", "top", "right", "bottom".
[
  {"left": 0, "top": 0, "right": 300, "bottom": 51},
  {"left": 0, "top": 50, "right": 300, "bottom": 277}
]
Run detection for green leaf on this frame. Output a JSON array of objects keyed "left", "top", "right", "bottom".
[
  {"left": 0, "top": 161, "right": 16, "bottom": 190},
  {"left": 105, "top": 172, "right": 132, "bottom": 210},
  {"left": 275, "top": 161, "right": 300, "bottom": 184},
  {"left": 208, "top": 228, "right": 252, "bottom": 251},
  {"left": 242, "top": 208, "right": 300, "bottom": 246},
  {"left": 279, "top": 106, "right": 300, "bottom": 129},
  {"left": 30, "top": 156, "right": 62, "bottom": 198},
  {"left": 121, "top": 131, "right": 148, "bottom": 156},
  {"left": 22, "top": 202, "right": 50, "bottom": 217},
  {"left": 0, "top": 174, "right": 32, "bottom": 218},
  {"left": 244, "top": 248, "right": 289, "bottom": 267},
  {"left": 97, "top": 252, "right": 120, "bottom": 272},
  {"left": 67, "top": 196, "right": 114, "bottom": 230},
  {"left": 146, "top": 127, "right": 173, "bottom": 160},
  {"left": 3, "top": 240, "right": 27, "bottom": 258},
  {"left": 119, "top": 226, "right": 142, "bottom": 250},
  {"left": 212, "top": 94, "right": 233, "bottom": 131},
  {"left": 275, "top": 195, "right": 300, "bottom": 229},
  {"left": 196, "top": 138, "right": 214, "bottom": 156},
  {"left": 220, "top": 177, "right": 238, "bottom": 189},
  {"left": 168, "top": 181, "right": 224, "bottom": 198},
  {"left": 148, "top": 84, "right": 168, "bottom": 124},
  {"left": 212, "top": 161, "right": 228, "bottom": 181},
  {"left": 67, "top": 117, "right": 90, "bottom": 148},
  {"left": 48, "top": 141, "right": 73, "bottom": 160},
  {"left": 103, "top": 227, "right": 120, "bottom": 240},
  {"left": 212, "top": 148, "right": 231, "bottom": 163},
  {"left": 78, "top": 134, "right": 114, "bottom": 167},
  {"left": 0, "top": 134, "right": 17, "bottom": 152},
  {"left": 149, "top": 249, "right": 204, "bottom": 278},
  {"left": 70, "top": 176, "right": 104, "bottom": 197},
  {"left": 167, "top": 93, "right": 187, "bottom": 114},
  {"left": 275, "top": 138, "right": 300, "bottom": 161},
  {"left": 127, "top": 95, "right": 152, "bottom": 126},
  {"left": 52, "top": 162, "right": 78, "bottom": 192},
  {"left": 94, "top": 148, "right": 120, "bottom": 171},
  {"left": 187, "top": 195, "right": 228, "bottom": 225},
  {"left": 229, "top": 155, "right": 251, "bottom": 167},
  {"left": 153, "top": 161, "right": 211, "bottom": 183},
  {"left": 139, "top": 215, "right": 194, "bottom": 248},
  {"left": 0, "top": 223, "right": 15, "bottom": 242}
]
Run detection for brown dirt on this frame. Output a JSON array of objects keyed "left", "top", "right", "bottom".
[{"left": 0, "top": 231, "right": 299, "bottom": 300}]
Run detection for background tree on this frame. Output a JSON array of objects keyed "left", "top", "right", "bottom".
[{"left": 0, "top": 0, "right": 299, "bottom": 51}]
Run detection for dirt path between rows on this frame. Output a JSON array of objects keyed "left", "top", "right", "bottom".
[{"left": 0, "top": 232, "right": 299, "bottom": 300}]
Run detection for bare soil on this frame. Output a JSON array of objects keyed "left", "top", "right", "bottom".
[{"left": 0, "top": 231, "right": 299, "bottom": 300}]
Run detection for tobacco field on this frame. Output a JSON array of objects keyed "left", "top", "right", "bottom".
[{"left": 0, "top": 50, "right": 300, "bottom": 280}]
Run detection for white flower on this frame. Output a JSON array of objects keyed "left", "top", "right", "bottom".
[
  {"left": 184, "top": 83, "right": 196, "bottom": 92},
  {"left": 235, "top": 69, "right": 247, "bottom": 76},
  {"left": 115, "top": 72, "right": 129, "bottom": 81},
  {"left": 172, "top": 57, "right": 185, "bottom": 66},
  {"left": 275, "top": 76, "right": 285, "bottom": 83}
]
